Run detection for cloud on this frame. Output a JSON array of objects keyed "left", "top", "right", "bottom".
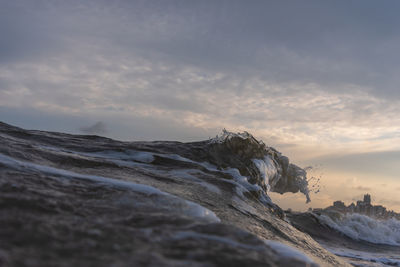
[
  {"left": 2, "top": 1, "right": 400, "bottom": 157},
  {"left": 4, "top": 0, "right": 400, "bottom": 211},
  {"left": 3, "top": 0, "right": 400, "bottom": 96},
  {"left": 2, "top": 53, "right": 400, "bottom": 156},
  {"left": 352, "top": 186, "right": 371, "bottom": 191},
  {"left": 79, "top": 121, "right": 107, "bottom": 135}
]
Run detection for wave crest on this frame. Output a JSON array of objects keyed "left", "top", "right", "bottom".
[
  {"left": 208, "top": 129, "right": 313, "bottom": 203},
  {"left": 319, "top": 213, "right": 400, "bottom": 246}
]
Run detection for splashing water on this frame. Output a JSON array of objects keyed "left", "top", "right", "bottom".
[{"left": 319, "top": 213, "right": 400, "bottom": 246}]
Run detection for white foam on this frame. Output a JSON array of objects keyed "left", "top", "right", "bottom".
[
  {"left": 78, "top": 149, "right": 252, "bottom": 197},
  {"left": 319, "top": 213, "right": 400, "bottom": 246},
  {"left": 327, "top": 247, "right": 400, "bottom": 267},
  {"left": 0, "top": 153, "right": 220, "bottom": 223},
  {"left": 252, "top": 156, "right": 278, "bottom": 192},
  {"left": 37, "top": 146, "right": 222, "bottom": 194},
  {"left": 128, "top": 151, "right": 155, "bottom": 163},
  {"left": 264, "top": 240, "right": 317, "bottom": 265},
  {"left": 36, "top": 145, "right": 275, "bottom": 204}
]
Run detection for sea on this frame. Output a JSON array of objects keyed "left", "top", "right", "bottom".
[{"left": 0, "top": 121, "right": 399, "bottom": 267}]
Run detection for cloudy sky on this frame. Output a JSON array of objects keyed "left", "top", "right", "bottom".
[{"left": 1, "top": 0, "right": 400, "bottom": 210}]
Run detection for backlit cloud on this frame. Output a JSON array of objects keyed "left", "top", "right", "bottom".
[{"left": 2, "top": 0, "right": 400, "bottom": 210}]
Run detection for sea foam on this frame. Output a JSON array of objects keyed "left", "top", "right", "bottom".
[{"left": 319, "top": 213, "right": 400, "bottom": 246}]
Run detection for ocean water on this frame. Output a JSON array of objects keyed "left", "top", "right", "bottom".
[
  {"left": 1, "top": 122, "right": 398, "bottom": 266},
  {"left": 327, "top": 246, "right": 400, "bottom": 267},
  {"left": 318, "top": 213, "right": 400, "bottom": 266}
]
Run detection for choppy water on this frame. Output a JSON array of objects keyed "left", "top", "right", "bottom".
[
  {"left": 1, "top": 121, "right": 395, "bottom": 266},
  {"left": 288, "top": 211, "right": 400, "bottom": 266}
]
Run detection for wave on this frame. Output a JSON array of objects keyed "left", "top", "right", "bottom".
[
  {"left": 328, "top": 247, "right": 400, "bottom": 267},
  {"left": 288, "top": 211, "right": 400, "bottom": 266},
  {"left": 0, "top": 121, "right": 338, "bottom": 267},
  {"left": 0, "top": 153, "right": 221, "bottom": 223},
  {"left": 208, "top": 129, "right": 315, "bottom": 203},
  {"left": 319, "top": 213, "right": 400, "bottom": 246},
  {"left": 41, "top": 129, "right": 315, "bottom": 211}
]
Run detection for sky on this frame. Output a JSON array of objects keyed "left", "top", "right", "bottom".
[{"left": 1, "top": 0, "right": 400, "bottom": 211}]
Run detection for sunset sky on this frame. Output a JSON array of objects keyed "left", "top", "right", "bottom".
[{"left": 1, "top": 0, "right": 400, "bottom": 211}]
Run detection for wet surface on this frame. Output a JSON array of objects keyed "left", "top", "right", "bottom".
[{"left": 0, "top": 122, "right": 348, "bottom": 267}]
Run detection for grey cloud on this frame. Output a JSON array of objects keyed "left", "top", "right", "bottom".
[
  {"left": 0, "top": 1, "right": 65, "bottom": 63},
  {"left": 100, "top": 0, "right": 400, "bottom": 98},
  {"left": 3, "top": 0, "right": 400, "bottom": 99},
  {"left": 3, "top": 0, "right": 400, "bottom": 149},
  {"left": 136, "top": 94, "right": 206, "bottom": 113}
]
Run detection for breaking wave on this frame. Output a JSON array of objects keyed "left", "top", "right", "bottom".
[
  {"left": 209, "top": 129, "right": 317, "bottom": 203},
  {"left": 0, "top": 121, "right": 333, "bottom": 267},
  {"left": 319, "top": 213, "right": 400, "bottom": 246}
]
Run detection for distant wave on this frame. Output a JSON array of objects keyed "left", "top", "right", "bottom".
[{"left": 319, "top": 213, "right": 400, "bottom": 246}]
